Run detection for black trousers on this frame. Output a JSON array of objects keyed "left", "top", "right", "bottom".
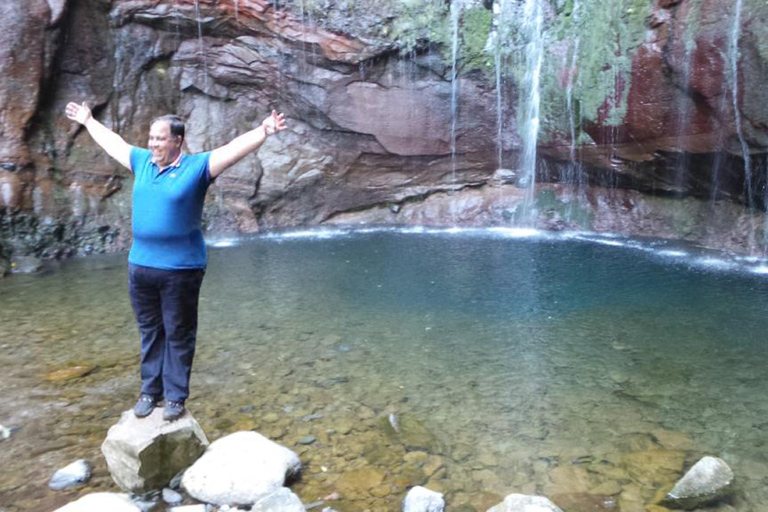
[{"left": 128, "top": 263, "right": 205, "bottom": 403}]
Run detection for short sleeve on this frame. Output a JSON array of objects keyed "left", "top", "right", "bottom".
[{"left": 129, "top": 147, "right": 151, "bottom": 176}]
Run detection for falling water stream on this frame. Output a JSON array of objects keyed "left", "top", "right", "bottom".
[
  {"left": 194, "top": 0, "right": 210, "bottom": 96},
  {"left": 518, "top": 0, "right": 544, "bottom": 224},
  {"left": 449, "top": 0, "right": 461, "bottom": 222},
  {"left": 729, "top": 0, "right": 756, "bottom": 253}
]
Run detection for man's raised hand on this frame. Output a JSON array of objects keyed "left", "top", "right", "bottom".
[
  {"left": 66, "top": 102, "right": 92, "bottom": 126},
  {"left": 261, "top": 110, "right": 287, "bottom": 136}
]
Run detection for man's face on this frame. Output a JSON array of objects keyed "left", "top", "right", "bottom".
[{"left": 148, "top": 121, "right": 182, "bottom": 166}]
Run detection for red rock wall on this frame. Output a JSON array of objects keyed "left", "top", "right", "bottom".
[{"left": 1, "top": 0, "right": 767, "bottom": 266}]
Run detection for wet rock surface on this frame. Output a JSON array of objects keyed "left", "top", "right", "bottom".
[
  {"left": 664, "top": 456, "right": 734, "bottom": 510},
  {"left": 101, "top": 409, "right": 209, "bottom": 493}
]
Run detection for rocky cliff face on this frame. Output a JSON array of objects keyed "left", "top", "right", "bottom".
[{"left": 1, "top": 0, "right": 767, "bottom": 270}]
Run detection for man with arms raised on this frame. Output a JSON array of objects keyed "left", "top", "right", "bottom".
[{"left": 66, "top": 102, "right": 286, "bottom": 420}]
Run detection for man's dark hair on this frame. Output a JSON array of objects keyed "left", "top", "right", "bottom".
[{"left": 151, "top": 115, "right": 185, "bottom": 142}]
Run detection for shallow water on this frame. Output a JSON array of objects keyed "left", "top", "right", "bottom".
[{"left": 2, "top": 229, "right": 768, "bottom": 511}]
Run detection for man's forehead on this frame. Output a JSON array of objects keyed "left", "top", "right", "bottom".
[{"left": 149, "top": 120, "right": 172, "bottom": 135}]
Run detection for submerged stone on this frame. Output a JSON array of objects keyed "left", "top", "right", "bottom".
[
  {"left": 250, "top": 488, "right": 306, "bottom": 512},
  {"left": 551, "top": 493, "right": 618, "bottom": 511},
  {"left": 44, "top": 364, "right": 96, "bottom": 382},
  {"left": 663, "top": 456, "right": 733, "bottom": 510},
  {"left": 49, "top": 459, "right": 92, "bottom": 490},
  {"left": 379, "top": 413, "right": 442, "bottom": 453},
  {"left": 487, "top": 493, "right": 564, "bottom": 512}
]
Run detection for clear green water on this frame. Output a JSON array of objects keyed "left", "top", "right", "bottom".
[{"left": 2, "top": 229, "right": 768, "bottom": 511}]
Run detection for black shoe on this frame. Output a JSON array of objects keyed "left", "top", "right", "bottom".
[
  {"left": 163, "top": 400, "right": 185, "bottom": 421},
  {"left": 133, "top": 394, "right": 159, "bottom": 418}
]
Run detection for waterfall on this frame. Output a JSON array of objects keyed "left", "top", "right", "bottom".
[
  {"left": 492, "top": 0, "right": 506, "bottom": 170},
  {"left": 728, "top": 0, "right": 756, "bottom": 253},
  {"left": 563, "top": 0, "right": 582, "bottom": 223},
  {"left": 450, "top": 0, "right": 461, "bottom": 222},
  {"left": 518, "top": 0, "right": 544, "bottom": 225},
  {"left": 673, "top": 8, "right": 698, "bottom": 196},
  {"left": 194, "top": 0, "right": 210, "bottom": 95}
]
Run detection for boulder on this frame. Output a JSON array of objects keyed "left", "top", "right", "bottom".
[
  {"left": 403, "top": 486, "right": 445, "bottom": 512},
  {"left": 181, "top": 431, "right": 302, "bottom": 506},
  {"left": 49, "top": 459, "right": 92, "bottom": 490},
  {"left": 663, "top": 456, "right": 734, "bottom": 510},
  {"left": 53, "top": 493, "right": 141, "bottom": 512},
  {"left": 487, "top": 494, "right": 564, "bottom": 512},
  {"left": 101, "top": 408, "right": 209, "bottom": 493}
]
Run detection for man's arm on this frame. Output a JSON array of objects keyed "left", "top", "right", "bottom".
[
  {"left": 209, "top": 110, "right": 287, "bottom": 179},
  {"left": 65, "top": 102, "right": 133, "bottom": 171}
]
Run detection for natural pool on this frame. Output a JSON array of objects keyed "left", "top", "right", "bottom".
[{"left": 1, "top": 228, "right": 768, "bottom": 512}]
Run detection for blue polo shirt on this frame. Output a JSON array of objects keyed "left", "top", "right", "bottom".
[{"left": 128, "top": 148, "right": 212, "bottom": 270}]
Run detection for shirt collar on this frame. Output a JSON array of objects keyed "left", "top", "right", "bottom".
[{"left": 152, "top": 152, "right": 183, "bottom": 171}]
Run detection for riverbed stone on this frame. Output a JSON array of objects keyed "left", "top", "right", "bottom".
[
  {"left": 49, "top": 459, "right": 92, "bottom": 490},
  {"left": 162, "top": 488, "right": 183, "bottom": 505},
  {"left": 402, "top": 486, "right": 445, "bottom": 512},
  {"left": 551, "top": 493, "right": 618, "bottom": 511},
  {"left": 335, "top": 466, "right": 386, "bottom": 498},
  {"left": 44, "top": 364, "right": 96, "bottom": 382},
  {"left": 53, "top": 493, "right": 142, "bottom": 511},
  {"left": 487, "top": 494, "right": 564, "bottom": 512},
  {"left": 101, "top": 409, "right": 209, "bottom": 493},
  {"left": 380, "top": 414, "right": 442, "bottom": 453},
  {"left": 663, "top": 456, "right": 733, "bottom": 510},
  {"left": 250, "top": 488, "right": 306, "bottom": 511},
  {"left": 181, "top": 431, "right": 301, "bottom": 506}
]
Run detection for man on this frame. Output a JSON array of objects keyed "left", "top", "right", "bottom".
[{"left": 65, "top": 102, "right": 287, "bottom": 420}]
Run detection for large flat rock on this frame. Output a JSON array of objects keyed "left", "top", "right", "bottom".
[{"left": 101, "top": 408, "right": 209, "bottom": 493}]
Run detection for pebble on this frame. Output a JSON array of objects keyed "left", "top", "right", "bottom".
[
  {"left": 0, "top": 425, "right": 18, "bottom": 441},
  {"left": 162, "top": 488, "right": 183, "bottom": 505},
  {"left": 298, "top": 435, "right": 317, "bottom": 445},
  {"left": 49, "top": 459, "right": 92, "bottom": 490}
]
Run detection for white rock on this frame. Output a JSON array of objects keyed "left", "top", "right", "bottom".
[
  {"left": 168, "top": 506, "right": 207, "bottom": 512},
  {"left": 665, "top": 456, "right": 734, "bottom": 509},
  {"left": 53, "top": 493, "right": 141, "bottom": 512},
  {"left": 162, "top": 488, "right": 183, "bottom": 505},
  {"left": 403, "top": 486, "right": 445, "bottom": 512},
  {"left": 181, "top": 431, "right": 302, "bottom": 506},
  {"left": 101, "top": 409, "right": 209, "bottom": 493},
  {"left": 49, "top": 459, "right": 92, "bottom": 490},
  {"left": 487, "top": 494, "right": 563, "bottom": 512},
  {"left": 251, "top": 488, "right": 306, "bottom": 511}
]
